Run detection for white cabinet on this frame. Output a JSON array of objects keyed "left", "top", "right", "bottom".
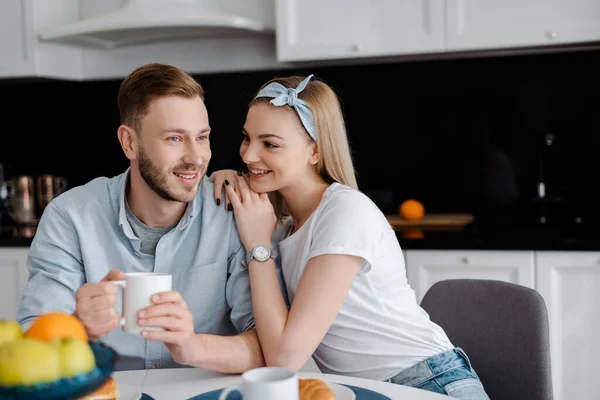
[
  {"left": 405, "top": 250, "right": 535, "bottom": 303},
  {"left": 446, "top": 0, "right": 600, "bottom": 52},
  {"left": 0, "top": 0, "right": 82, "bottom": 79},
  {"left": 536, "top": 251, "right": 600, "bottom": 400},
  {"left": 276, "top": 0, "right": 444, "bottom": 62},
  {"left": 0, "top": 0, "right": 279, "bottom": 80},
  {"left": 0, "top": 248, "right": 30, "bottom": 320},
  {"left": 276, "top": 0, "right": 600, "bottom": 63},
  {"left": 405, "top": 249, "right": 600, "bottom": 400},
  {"left": 0, "top": 0, "right": 36, "bottom": 77}
]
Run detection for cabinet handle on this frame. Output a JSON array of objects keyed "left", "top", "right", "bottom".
[
  {"left": 461, "top": 257, "right": 470, "bottom": 264},
  {"left": 546, "top": 31, "right": 557, "bottom": 40}
]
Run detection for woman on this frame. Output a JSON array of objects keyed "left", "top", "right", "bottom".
[{"left": 213, "top": 74, "right": 490, "bottom": 399}]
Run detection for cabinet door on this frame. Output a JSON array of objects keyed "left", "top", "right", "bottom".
[
  {"left": 0, "top": 248, "right": 30, "bottom": 320},
  {"left": 536, "top": 251, "right": 600, "bottom": 400},
  {"left": 405, "top": 250, "right": 535, "bottom": 303},
  {"left": 276, "top": 0, "right": 444, "bottom": 62},
  {"left": 446, "top": 0, "right": 600, "bottom": 52},
  {"left": 0, "top": 0, "right": 36, "bottom": 77}
]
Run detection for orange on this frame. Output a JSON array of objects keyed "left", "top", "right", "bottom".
[
  {"left": 399, "top": 199, "right": 425, "bottom": 221},
  {"left": 25, "top": 312, "right": 88, "bottom": 343}
]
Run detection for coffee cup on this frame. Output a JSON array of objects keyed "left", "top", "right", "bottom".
[
  {"left": 218, "top": 367, "right": 299, "bottom": 400},
  {"left": 113, "top": 272, "right": 172, "bottom": 334}
]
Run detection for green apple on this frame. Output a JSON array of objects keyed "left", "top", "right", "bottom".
[
  {"left": 57, "top": 338, "right": 96, "bottom": 378},
  {"left": 0, "top": 320, "right": 23, "bottom": 345},
  {"left": 0, "top": 338, "right": 61, "bottom": 386}
]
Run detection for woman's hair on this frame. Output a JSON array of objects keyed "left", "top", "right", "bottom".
[
  {"left": 250, "top": 76, "right": 357, "bottom": 219},
  {"left": 118, "top": 63, "right": 205, "bottom": 133}
]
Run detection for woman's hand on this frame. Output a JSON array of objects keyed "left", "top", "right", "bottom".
[
  {"left": 225, "top": 175, "right": 276, "bottom": 251},
  {"left": 209, "top": 169, "right": 244, "bottom": 210}
]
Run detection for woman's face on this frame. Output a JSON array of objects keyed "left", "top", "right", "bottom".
[{"left": 240, "top": 102, "right": 318, "bottom": 193}]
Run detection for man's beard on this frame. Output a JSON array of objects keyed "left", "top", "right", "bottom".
[{"left": 137, "top": 146, "right": 206, "bottom": 203}]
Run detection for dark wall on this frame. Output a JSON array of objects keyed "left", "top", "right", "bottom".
[{"left": 1, "top": 49, "right": 599, "bottom": 225}]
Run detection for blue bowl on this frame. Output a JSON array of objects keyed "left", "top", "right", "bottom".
[{"left": 0, "top": 341, "right": 118, "bottom": 400}]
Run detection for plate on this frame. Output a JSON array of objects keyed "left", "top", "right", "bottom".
[
  {"left": 328, "top": 382, "right": 356, "bottom": 400},
  {"left": 117, "top": 383, "right": 143, "bottom": 400},
  {"left": 188, "top": 383, "right": 390, "bottom": 400},
  {"left": 0, "top": 342, "right": 118, "bottom": 400}
]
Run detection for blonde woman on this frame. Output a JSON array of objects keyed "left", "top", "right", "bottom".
[{"left": 211, "top": 75, "right": 490, "bottom": 399}]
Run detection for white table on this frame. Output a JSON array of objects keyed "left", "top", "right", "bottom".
[{"left": 114, "top": 368, "right": 450, "bottom": 399}]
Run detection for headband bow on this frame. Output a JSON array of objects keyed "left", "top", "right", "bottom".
[{"left": 254, "top": 74, "right": 317, "bottom": 141}]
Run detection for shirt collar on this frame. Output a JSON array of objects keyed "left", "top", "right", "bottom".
[{"left": 118, "top": 168, "right": 203, "bottom": 233}]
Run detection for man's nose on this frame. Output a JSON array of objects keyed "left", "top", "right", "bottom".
[{"left": 182, "top": 141, "right": 208, "bottom": 166}]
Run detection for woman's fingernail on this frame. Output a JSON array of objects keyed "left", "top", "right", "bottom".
[
  {"left": 139, "top": 319, "right": 145, "bottom": 325},
  {"left": 152, "top": 295, "right": 159, "bottom": 302},
  {"left": 237, "top": 170, "right": 243, "bottom": 176},
  {"left": 228, "top": 204, "right": 233, "bottom": 211},
  {"left": 216, "top": 198, "right": 221, "bottom": 206},
  {"left": 138, "top": 310, "right": 146, "bottom": 318},
  {"left": 142, "top": 331, "right": 148, "bottom": 338},
  {"left": 225, "top": 179, "right": 230, "bottom": 186}
]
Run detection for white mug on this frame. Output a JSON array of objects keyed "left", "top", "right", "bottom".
[
  {"left": 113, "top": 272, "right": 172, "bottom": 334},
  {"left": 218, "top": 367, "right": 299, "bottom": 400}
]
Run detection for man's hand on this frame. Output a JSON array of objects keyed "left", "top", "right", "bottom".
[
  {"left": 138, "top": 291, "right": 197, "bottom": 366},
  {"left": 74, "top": 269, "right": 125, "bottom": 340}
]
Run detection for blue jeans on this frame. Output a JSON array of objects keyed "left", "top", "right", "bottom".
[{"left": 385, "top": 347, "right": 490, "bottom": 399}]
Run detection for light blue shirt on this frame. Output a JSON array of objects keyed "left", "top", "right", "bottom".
[{"left": 17, "top": 169, "right": 264, "bottom": 369}]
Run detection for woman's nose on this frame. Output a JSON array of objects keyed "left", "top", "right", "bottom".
[{"left": 241, "top": 143, "right": 260, "bottom": 164}]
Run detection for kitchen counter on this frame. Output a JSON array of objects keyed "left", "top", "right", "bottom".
[
  {"left": 1, "top": 221, "right": 599, "bottom": 251},
  {"left": 395, "top": 222, "right": 600, "bottom": 251}
]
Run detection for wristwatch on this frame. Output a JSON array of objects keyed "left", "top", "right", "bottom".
[{"left": 245, "top": 244, "right": 274, "bottom": 265}]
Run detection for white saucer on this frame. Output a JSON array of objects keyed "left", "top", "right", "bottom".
[
  {"left": 116, "top": 383, "right": 142, "bottom": 400},
  {"left": 327, "top": 382, "right": 356, "bottom": 400}
]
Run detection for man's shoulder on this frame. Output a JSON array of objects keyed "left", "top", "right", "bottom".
[
  {"left": 51, "top": 173, "right": 125, "bottom": 211},
  {"left": 198, "top": 178, "right": 231, "bottom": 222}
]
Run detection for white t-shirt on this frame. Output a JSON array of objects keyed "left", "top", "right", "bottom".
[{"left": 274, "top": 183, "right": 453, "bottom": 381}]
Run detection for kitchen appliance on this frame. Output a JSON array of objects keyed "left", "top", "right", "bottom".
[
  {"left": 5, "top": 176, "right": 37, "bottom": 225},
  {"left": 37, "top": 0, "right": 274, "bottom": 48},
  {"left": 37, "top": 174, "right": 68, "bottom": 213}
]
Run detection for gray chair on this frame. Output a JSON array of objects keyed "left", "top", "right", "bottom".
[{"left": 420, "top": 279, "right": 553, "bottom": 400}]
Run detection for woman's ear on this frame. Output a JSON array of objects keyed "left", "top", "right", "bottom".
[
  {"left": 308, "top": 142, "right": 320, "bottom": 165},
  {"left": 117, "top": 125, "right": 137, "bottom": 160}
]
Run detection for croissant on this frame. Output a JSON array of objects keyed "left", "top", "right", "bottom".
[{"left": 299, "top": 378, "right": 337, "bottom": 400}]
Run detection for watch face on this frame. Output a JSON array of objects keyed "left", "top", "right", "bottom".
[{"left": 253, "top": 245, "right": 271, "bottom": 261}]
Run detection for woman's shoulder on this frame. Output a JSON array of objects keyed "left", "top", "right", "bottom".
[{"left": 321, "top": 183, "right": 381, "bottom": 214}]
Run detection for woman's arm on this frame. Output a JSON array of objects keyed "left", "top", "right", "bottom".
[
  {"left": 225, "top": 176, "right": 362, "bottom": 370},
  {"left": 248, "top": 253, "right": 361, "bottom": 370}
]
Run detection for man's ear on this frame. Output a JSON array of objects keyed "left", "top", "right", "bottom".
[
  {"left": 117, "top": 125, "right": 137, "bottom": 160},
  {"left": 308, "top": 142, "right": 320, "bottom": 165}
]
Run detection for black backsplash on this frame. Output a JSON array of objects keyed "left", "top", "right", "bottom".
[{"left": 1, "top": 49, "right": 599, "bottom": 227}]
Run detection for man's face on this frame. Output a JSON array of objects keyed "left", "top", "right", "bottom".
[{"left": 134, "top": 95, "right": 211, "bottom": 203}]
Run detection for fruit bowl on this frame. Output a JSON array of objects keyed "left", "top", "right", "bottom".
[{"left": 0, "top": 341, "right": 118, "bottom": 400}]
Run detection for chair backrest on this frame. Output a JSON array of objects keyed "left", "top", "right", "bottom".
[{"left": 420, "top": 279, "right": 553, "bottom": 400}]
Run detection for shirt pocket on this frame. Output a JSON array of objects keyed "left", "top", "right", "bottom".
[{"left": 174, "top": 262, "right": 230, "bottom": 333}]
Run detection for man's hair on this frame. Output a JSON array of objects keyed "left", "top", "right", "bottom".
[{"left": 118, "top": 63, "right": 205, "bottom": 132}]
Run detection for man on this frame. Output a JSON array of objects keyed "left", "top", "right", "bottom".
[{"left": 17, "top": 63, "right": 275, "bottom": 372}]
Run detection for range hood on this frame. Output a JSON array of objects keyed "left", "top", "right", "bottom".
[{"left": 37, "top": 0, "right": 274, "bottom": 48}]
